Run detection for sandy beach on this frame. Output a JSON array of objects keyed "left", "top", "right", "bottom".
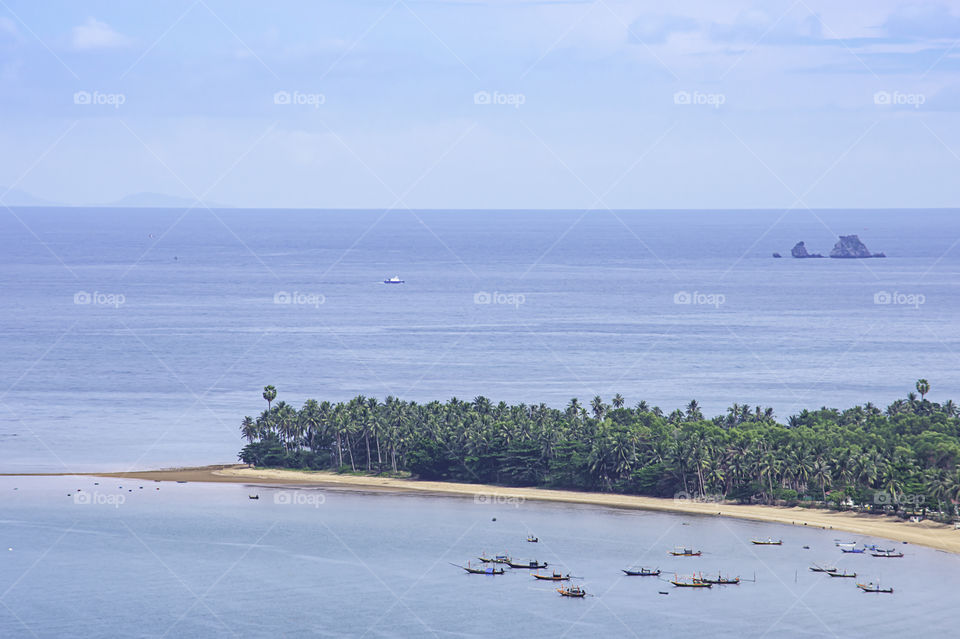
[{"left": 75, "top": 465, "right": 960, "bottom": 554}]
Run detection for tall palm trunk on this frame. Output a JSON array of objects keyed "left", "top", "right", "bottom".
[{"left": 364, "top": 432, "right": 372, "bottom": 471}]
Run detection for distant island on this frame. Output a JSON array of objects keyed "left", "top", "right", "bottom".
[
  {"left": 238, "top": 380, "right": 959, "bottom": 523},
  {"left": 779, "top": 235, "right": 885, "bottom": 259}
]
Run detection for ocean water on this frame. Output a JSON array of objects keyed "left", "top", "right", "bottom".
[
  {"left": 1, "top": 476, "right": 957, "bottom": 638},
  {"left": 1, "top": 208, "right": 959, "bottom": 472}
]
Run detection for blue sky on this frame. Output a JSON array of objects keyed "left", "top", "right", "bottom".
[{"left": 0, "top": 0, "right": 958, "bottom": 208}]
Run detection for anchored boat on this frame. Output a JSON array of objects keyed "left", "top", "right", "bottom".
[
  {"left": 557, "top": 585, "right": 587, "bottom": 598},
  {"left": 532, "top": 571, "right": 570, "bottom": 581},
  {"left": 871, "top": 550, "right": 903, "bottom": 558},
  {"left": 698, "top": 573, "right": 740, "bottom": 585},
  {"left": 454, "top": 562, "right": 505, "bottom": 575},
  {"left": 383, "top": 276, "right": 405, "bottom": 284},
  {"left": 670, "top": 575, "right": 711, "bottom": 588},
  {"left": 506, "top": 559, "right": 548, "bottom": 569},
  {"left": 669, "top": 547, "right": 702, "bottom": 557},
  {"left": 809, "top": 564, "right": 838, "bottom": 573},
  {"left": 826, "top": 570, "right": 857, "bottom": 578},
  {"left": 478, "top": 553, "right": 510, "bottom": 564},
  {"left": 751, "top": 538, "right": 782, "bottom": 545},
  {"left": 857, "top": 582, "right": 894, "bottom": 593},
  {"left": 622, "top": 568, "right": 660, "bottom": 577}
]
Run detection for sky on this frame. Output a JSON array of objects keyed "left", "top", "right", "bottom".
[{"left": 0, "top": 0, "right": 958, "bottom": 209}]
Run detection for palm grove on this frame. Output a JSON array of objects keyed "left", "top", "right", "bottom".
[{"left": 239, "top": 380, "right": 960, "bottom": 520}]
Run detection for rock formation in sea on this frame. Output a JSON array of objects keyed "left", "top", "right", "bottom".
[
  {"left": 791, "top": 241, "right": 824, "bottom": 258},
  {"left": 772, "top": 252, "right": 782, "bottom": 258},
  {"left": 829, "top": 235, "right": 885, "bottom": 258}
]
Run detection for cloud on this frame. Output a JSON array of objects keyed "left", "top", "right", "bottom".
[
  {"left": 709, "top": 10, "right": 823, "bottom": 45},
  {"left": 628, "top": 14, "right": 700, "bottom": 44},
  {"left": 72, "top": 17, "right": 132, "bottom": 50},
  {"left": 882, "top": 4, "right": 960, "bottom": 40}
]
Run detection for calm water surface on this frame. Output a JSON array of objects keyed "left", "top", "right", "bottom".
[{"left": 1, "top": 477, "right": 958, "bottom": 638}]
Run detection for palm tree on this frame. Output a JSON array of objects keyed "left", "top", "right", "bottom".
[
  {"left": 591, "top": 396, "right": 606, "bottom": 420},
  {"left": 262, "top": 385, "right": 277, "bottom": 411},
  {"left": 916, "top": 379, "right": 930, "bottom": 400},
  {"left": 612, "top": 394, "right": 625, "bottom": 409},
  {"left": 685, "top": 400, "right": 702, "bottom": 422},
  {"left": 240, "top": 416, "right": 257, "bottom": 444}
]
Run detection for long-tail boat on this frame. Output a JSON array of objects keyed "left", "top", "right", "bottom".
[
  {"left": 557, "top": 585, "right": 586, "bottom": 597},
  {"left": 670, "top": 575, "right": 711, "bottom": 588},
  {"left": 622, "top": 568, "right": 660, "bottom": 576},
  {"left": 840, "top": 548, "right": 865, "bottom": 554},
  {"left": 750, "top": 538, "right": 782, "bottom": 545},
  {"left": 857, "top": 582, "right": 894, "bottom": 593},
  {"left": 533, "top": 571, "right": 570, "bottom": 581},
  {"left": 507, "top": 559, "right": 548, "bottom": 569},
  {"left": 698, "top": 573, "right": 740, "bottom": 585},
  {"left": 452, "top": 562, "right": 505, "bottom": 575},
  {"left": 809, "top": 564, "right": 838, "bottom": 573},
  {"left": 669, "top": 547, "right": 702, "bottom": 557},
  {"left": 871, "top": 550, "right": 903, "bottom": 558},
  {"left": 478, "top": 553, "right": 510, "bottom": 564},
  {"left": 526, "top": 535, "right": 538, "bottom": 543},
  {"left": 826, "top": 570, "right": 856, "bottom": 578}
]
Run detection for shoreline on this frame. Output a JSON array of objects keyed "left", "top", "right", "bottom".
[{"left": 11, "top": 465, "right": 960, "bottom": 554}]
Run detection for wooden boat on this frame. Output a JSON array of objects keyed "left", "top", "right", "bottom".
[
  {"left": 478, "top": 554, "right": 510, "bottom": 564},
  {"left": 669, "top": 547, "right": 701, "bottom": 557},
  {"left": 809, "top": 564, "right": 838, "bottom": 573},
  {"left": 857, "top": 582, "right": 893, "bottom": 593},
  {"left": 670, "top": 576, "right": 711, "bottom": 588},
  {"left": 533, "top": 571, "right": 570, "bottom": 581},
  {"left": 698, "top": 573, "right": 740, "bottom": 585},
  {"left": 871, "top": 551, "right": 903, "bottom": 558},
  {"left": 622, "top": 568, "right": 660, "bottom": 577},
  {"left": 455, "top": 562, "right": 505, "bottom": 575},
  {"left": 557, "top": 585, "right": 586, "bottom": 598},
  {"left": 751, "top": 538, "right": 782, "bottom": 545},
  {"left": 840, "top": 548, "right": 865, "bottom": 554},
  {"left": 835, "top": 541, "right": 856, "bottom": 548},
  {"left": 826, "top": 570, "right": 856, "bottom": 578},
  {"left": 507, "top": 559, "right": 548, "bottom": 569},
  {"left": 248, "top": 494, "right": 259, "bottom": 500},
  {"left": 526, "top": 535, "right": 538, "bottom": 543}
]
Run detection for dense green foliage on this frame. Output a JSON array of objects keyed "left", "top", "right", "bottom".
[{"left": 239, "top": 382, "right": 960, "bottom": 519}]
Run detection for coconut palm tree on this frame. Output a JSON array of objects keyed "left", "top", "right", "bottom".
[
  {"left": 262, "top": 385, "right": 277, "bottom": 411},
  {"left": 612, "top": 394, "right": 625, "bottom": 409},
  {"left": 916, "top": 379, "right": 930, "bottom": 400}
]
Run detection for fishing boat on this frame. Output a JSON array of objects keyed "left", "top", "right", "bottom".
[
  {"left": 478, "top": 554, "right": 510, "bottom": 564},
  {"left": 248, "top": 494, "right": 259, "bottom": 500},
  {"left": 698, "top": 573, "right": 740, "bottom": 585},
  {"left": 557, "top": 585, "right": 586, "bottom": 598},
  {"left": 622, "top": 568, "right": 660, "bottom": 577},
  {"left": 751, "top": 538, "right": 782, "bottom": 545},
  {"left": 835, "top": 541, "right": 856, "bottom": 548},
  {"left": 857, "top": 582, "right": 894, "bottom": 593},
  {"left": 809, "top": 564, "right": 838, "bottom": 573},
  {"left": 826, "top": 570, "right": 856, "bottom": 578},
  {"left": 454, "top": 562, "right": 504, "bottom": 575},
  {"left": 383, "top": 276, "right": 405, "bottom": 284},
  {"left": 840, "top": 548, "right": 865, "bottom": 554},
  {"left": 669, "top": 547, "right": 702, "bottom": 557},
  {"left": 670, "top": 576, "right": 711, "bottom": 588},
  {"left": 506, "top": 559, "right": 548, "bottom": 569},
  {"left": 532, "top": 571, "right": 570, "bottom": 581},
  {"left": 871, "top": 551, "right": 903, "bottom": 558},
  {"left": 526, "top": 535, "right": 538, "bottom": 543}
]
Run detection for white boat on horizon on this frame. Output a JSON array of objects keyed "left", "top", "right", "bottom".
[{"left": 383, "top": 276, "right": 405, "bottom": 284}]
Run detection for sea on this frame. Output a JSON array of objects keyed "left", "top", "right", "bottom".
[
  {"left": 2, "top": 208, "right": 960, "bottom": 637},
  {"left": 1, "top": 208, "right": 959, "bottom": 472},
  {"left": 1, "top": 476, "right": 958, "bottom": 638}
]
